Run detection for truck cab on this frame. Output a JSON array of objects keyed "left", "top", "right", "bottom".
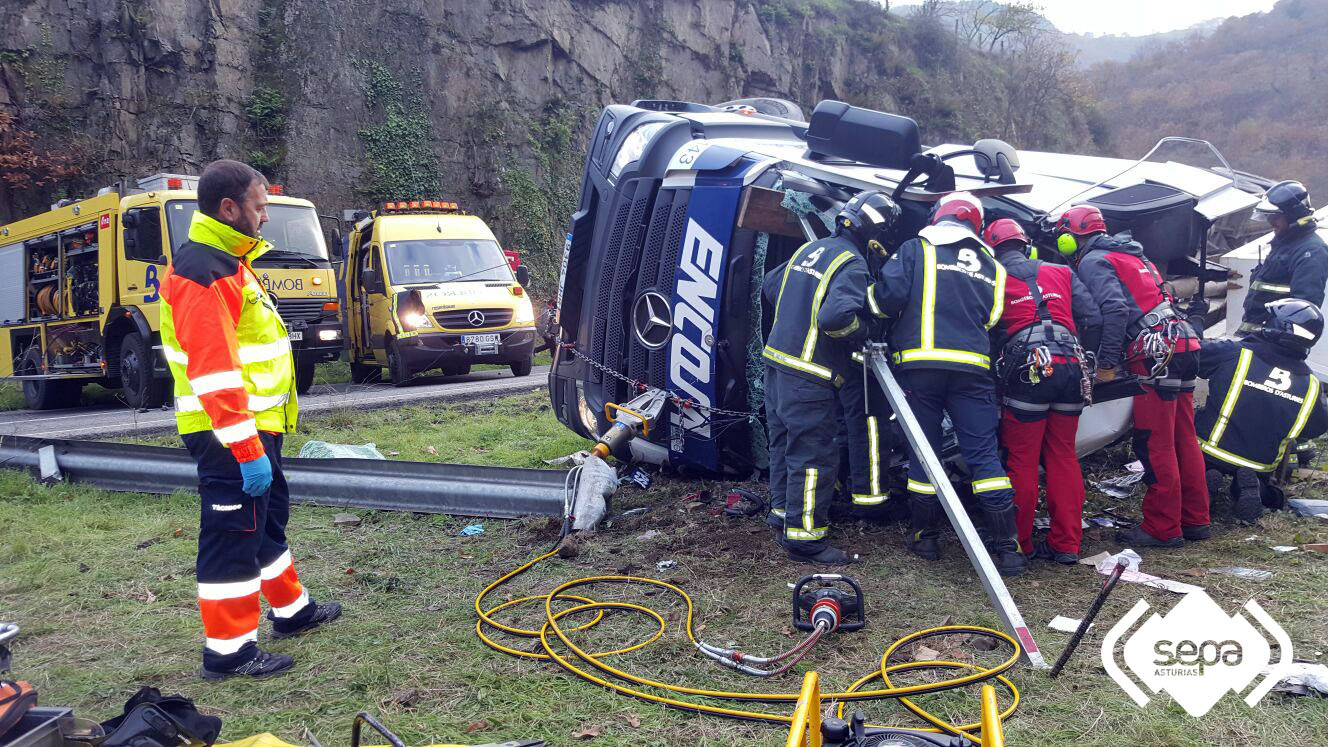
[
  {"left": 341, "top": 201, "right": 537, "bottom": 386},
  {"left": 1, "top": 172, "right": 341, "bottom": 410},
  {"left": 550, "top": 98, "right": 1262, "bottom": 476}
]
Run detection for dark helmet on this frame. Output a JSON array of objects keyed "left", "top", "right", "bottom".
[
  {"left": 1254, "top": 179, "right": 1313, "bottom": 222},
  {"left": 1261, "top": 298, "right": 1324, "bottom": 350},
  {"left": 983, "top": 218, "right": 1030, "bottom": 254},
  {"left": 837, "top": 190, "right": 901, "bottom": 255}
]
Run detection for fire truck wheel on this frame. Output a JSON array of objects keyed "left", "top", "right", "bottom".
[
  {"left": 510, "top": 357, "right": 533, "bottom": 377},
  {"left": 295, "top": 360, "right": 316, "bottom": 395},
  {"left": 119, "top": 333, "right": 168, "bottom": 409},
  {"left": 18, "top": 347, "right": 81, "bottom": 410}
]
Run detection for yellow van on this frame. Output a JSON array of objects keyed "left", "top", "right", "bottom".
[{"left": 341, "top": 201, "right": 536, "bottom": 386}]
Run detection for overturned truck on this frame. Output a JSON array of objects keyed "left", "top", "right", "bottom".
[{"left": 549, "top": 98, "right": 1264, "bottom": 477}]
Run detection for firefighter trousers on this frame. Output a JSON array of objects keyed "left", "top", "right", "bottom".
[
  {"left": 1131, "top": 353, "right": 1210, "bottom": 541},
  {"left": 837, "top": 357, "right": 891, "bottom": 505},
  {"left": 1000, "top": 363, "right": 1086, "bottom": 554},
  {"left": 184, "top": 431, "right": 316, "bottom": 670},
  {"left": 898, "top": 369, "right": 1015, "bottom": 513},
  {"left": 765, "top": 366, "right": 839, "bottom": 549}
]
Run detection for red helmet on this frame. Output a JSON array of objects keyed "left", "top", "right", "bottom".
[
  {"left": 983, "top": 218, "right": 1028, "bottom": 250},
  {"left": 931, "top": 192, "right": 983, "bottom": 236},
  {"left": 1056, "top": 205, "right": 1107, "bottom": 237}
]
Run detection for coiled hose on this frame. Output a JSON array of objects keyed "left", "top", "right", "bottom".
[{"left": 474, "top": 541, "right": 1023, "bottom": 743}]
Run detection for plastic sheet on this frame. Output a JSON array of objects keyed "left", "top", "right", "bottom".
[{"left": 296, "top": 440, "right": 386, "bottom": 460}]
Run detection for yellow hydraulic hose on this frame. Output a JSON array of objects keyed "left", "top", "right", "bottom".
[{"left": 474, "top": 546, "right": 1022, "bottom": 743}]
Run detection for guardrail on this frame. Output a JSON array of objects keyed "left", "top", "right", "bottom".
[{"left": 0, "top": 435, "right": 566, "bottom": 519}]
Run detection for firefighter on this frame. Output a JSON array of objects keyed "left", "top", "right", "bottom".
[
  {"left": 871, "top": 193, "right": 1026, "bottom": 576},
  {"left": 986, "top": 219, "right": 1102, "bottom": 564},
  {"left": 1239, "top": 180, "right": 1328, "bottom": 336},
  {"left": 160, "top": 160, "right": 341, "bottom": 679},
  {"left": 763, "top": 190, "right": 899, "bottom": 564},
  {"left": 1056, "top": 205, "right": 1208, "bottom": 548},
  {"left": 838, "top": 350, "right": 891, "bottom": 512},
  {"left": 1200, "top": 299, "right": 1328, "bottom": 523}
]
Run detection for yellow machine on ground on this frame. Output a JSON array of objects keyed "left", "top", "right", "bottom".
[
  {"left": 0, "top": 173, "right": 342, "bottom": 410},
  {"left": 340, "top": 200, "right": 536, "bottom": 386}
]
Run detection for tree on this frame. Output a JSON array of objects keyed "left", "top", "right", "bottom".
[
  {"left": 956, "top": 1, "right": 1044, "bottom": 53},
  {"left": 0, "top": 111, "right": 79, "bottom": 192}
]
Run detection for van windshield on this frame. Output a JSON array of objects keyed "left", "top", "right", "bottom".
[
  {"left": 383, "top": 239, "right": 514, "bottom": 284},
  {"left": 165, "top": 200, "right": 330, "bottom": 262}
]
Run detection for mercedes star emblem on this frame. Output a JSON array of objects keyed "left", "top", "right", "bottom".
[
  {"left": 468, "top": 310, "right": 486, "bottom": 327},
  {"left": 632, "top": 291, "right": 673, "bottom": 349}
]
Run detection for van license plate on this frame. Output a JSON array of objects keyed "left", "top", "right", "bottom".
[
  {"left": 462, "top": 334, "right": 500, "bottom": 345},
  {"left": 288, "top": 331, "right": 303, "bottom": 341}
]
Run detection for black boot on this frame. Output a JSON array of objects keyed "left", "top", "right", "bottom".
[
  {"left": 908, "top": 496, "right": 943, "bottom": 561},
  {"left": 786, "top": 542, "right": 855, "bottom": 565},
  {"left": 1233, "top": 468, "right": 1263, "bottom": 524},
  {"left": 982, "top": 506, "right": 1027, "bottom": 577}
]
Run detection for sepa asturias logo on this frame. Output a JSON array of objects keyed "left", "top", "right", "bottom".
[{"left": 1102, "top": 590, "right": 1293, "bottom": 717}]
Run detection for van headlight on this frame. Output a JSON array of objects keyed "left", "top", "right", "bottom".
[
  {"left": 514, "top": 301, "right": 535, "bottom": 324},
  {"left": 609, "top": 122, "right": 668, "bottom": 181},
  {"left": 400, "top": 312, "right": 433, "bottom": 330}
]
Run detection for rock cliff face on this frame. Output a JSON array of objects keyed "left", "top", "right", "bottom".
[{"left": 0, "top": 0, "right": 1096, "bottom": 280}]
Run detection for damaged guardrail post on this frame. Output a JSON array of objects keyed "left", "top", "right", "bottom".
[{"left": 866, "top": 344, "right": 1049, "bottom": 669}]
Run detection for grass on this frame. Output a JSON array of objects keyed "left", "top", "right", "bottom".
[{"left": 3, "top": 402, "right": 1328, "bottom": 745}]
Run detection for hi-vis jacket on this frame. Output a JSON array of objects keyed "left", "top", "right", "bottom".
[
  {"left": 1240, "top": 221, "right": 1328, "bottom": 334},
  {"left": 872, "top": 224, "right": 1006, "bottom": 373},
  {"left": 762, "top": 236, "right": 870, "bottom": 387},
  {"left": 1196, "top": 338, "right": 1328, "bottom": 472},
  {"left": 160, "top": 213, "right": 298, "bottom": 463}
]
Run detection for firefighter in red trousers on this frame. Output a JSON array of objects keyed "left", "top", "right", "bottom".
[
  {"left": 1056, "top": 205, "right": 1209, "bottom": 548},
  {"left": 160, "top": 160, "right": 341, "bottom": 680},
  {"left": 986, "top": 220, "right": 1102, "bottom": 564}
]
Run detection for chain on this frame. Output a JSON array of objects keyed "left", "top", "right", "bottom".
[{"left": 560, "top": 342, "right": 762, "bottom": 419}]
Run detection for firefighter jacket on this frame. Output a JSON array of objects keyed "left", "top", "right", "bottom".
[
  {"left": 995, "top": 248, "right": 1102, "bottom": 360},
  {"left": 160, "top": 212, "right": 299, "bottom": 463},
  {"left": 871, "top": 225, "right": 1006, "bottom": 373},
  {"left": 1197, "top": 337, "right": 1328, "bottom": 472},
  {"left": 1240, "top": 220, "right": 1328, "bottom": 334},
  {"left": 762, "top": 235, "right": 871, "bottom": 387},
  {"left": 1073, "top": 232, "right": 1198, "bottom": 369}
]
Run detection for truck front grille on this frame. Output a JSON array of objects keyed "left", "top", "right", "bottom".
[
  {"left": 276, "top": 298, "right": 328, "bottom": 325},
  {"left": 433, "top": 308, "right": 514, "bottom": 329}
]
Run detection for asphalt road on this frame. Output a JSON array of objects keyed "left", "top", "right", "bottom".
[{"left": 0, "top": 365, "right": 550, "bottom": 440}]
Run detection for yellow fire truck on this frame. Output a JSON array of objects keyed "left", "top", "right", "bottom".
[
  {"left": 341, "top": 200, "right": 536, "bottom": 386},
  {"left": 0, "top": 173, "right": 343, "bottom": 410}
]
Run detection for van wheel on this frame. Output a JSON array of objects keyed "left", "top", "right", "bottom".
[
  {"left": 19, "top": 347, "right": 80, "bottom": 410},
  {"left": 350, "top": 361, "right": 382, "bottom": 384},
  {"left": 295, "top": 360, "right": 316, "bottom": 395},
  {"left": 387, "top": 340, "right": 412, "bottom": 387},
  {"left": 120, "top": 333, "right": 168, "bottom": 409},
  {"left": 510, "top": 357, "right": 533, "bottom": 377}
]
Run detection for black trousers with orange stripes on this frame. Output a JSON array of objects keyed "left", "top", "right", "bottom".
[{"left": 184, "top": 431, "right": 315, "bottom": 670}]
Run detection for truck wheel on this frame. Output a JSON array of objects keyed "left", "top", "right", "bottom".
[
  {"left": 510, "top": 357, "right": 533, "bottom": 377},
  {"left": 350, "top": 361, "right": 382, "bottom": 384},
  {"left": 386, "top": 340, "right": 412, "bottom": 387},
  {"left": 19, "top": 347, "right": 80, "bottom": 410},
  {"left": 295, "top": 360, "right": 316, "bottom": 395},
  {"left": 120, "top": 333, "right": 168, "bottom": 409},
  {"left": 442, "top": 364, "right": 471, "bottom": 377}
]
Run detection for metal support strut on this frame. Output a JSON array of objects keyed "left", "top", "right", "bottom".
[{"left": 865, "top": 345, "right": 1048, "bottom": 669}]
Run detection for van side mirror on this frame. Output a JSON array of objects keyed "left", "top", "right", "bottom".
[
  {"left": 361, "top": 268, "right": 382, "bottom": 293},
  {"left": 515, "top": 265, "right": 530, "bottom": 288},
  {"left": 121, "top": 211, "right": 139, "bottom": 229},
  {"left": 972, "top": 139, "right": 1020, "bottom": 184}
]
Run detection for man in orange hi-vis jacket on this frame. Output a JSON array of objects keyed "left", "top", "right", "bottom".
[{"left": 160, "top": 160, "right": 341, "bottom": 680}]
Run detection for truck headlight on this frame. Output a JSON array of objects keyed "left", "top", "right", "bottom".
[
  {"left": 400, "top": 312, "right": 433, "bottom": 330},
  {"left": 609, "top": 122, "right": 668, "bottom": 181},
  {"left": 514, "top": 301, "right": 535, "bottom": 324},
  {"left": 575, "top": 381, "right": 599, "bottom": 436},
  {"left": 318, "top": 329, "right": 341, "bottom": 341}
]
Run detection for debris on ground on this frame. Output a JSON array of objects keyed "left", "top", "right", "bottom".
[
  {"left": 1301, "top": 544, "right": 1328, "bottom": 554},
  {"left": 1086, "top": 517, "right": 1118, "bottom": 528},
  {"left": 545, "top": 450, "right": 591, "bottom": 467},
  {"left": 297, "top": 440, "right": 386, "bottom": 460},
  {"left": 1081, "top": 549, "right": 1202, "bottom": 594},
  {"left": 656, "top": 560, "right": 677, "bottom": 572},
  {"left": 1035, "top": 516, "right": 1092, "bottom": 530},
  {"left": 624, "top": 466, "right": 653, "bottom": 489},
  {"left": 1048, "top": 616, "right": 1086, "bottom": 634},
  {"left": 572, "top": 456, "right": 618, "bottom": 530},
  {"left": 1268, "top": 661, "right": 1328, "bottom": 698},
  {"left": 1209, "top": 566, "right": 1274, "bottom": 579},
  {"left": 635, "top": 530, "right": 663, "bottom": 541},
  {"left": 723, "top": 489, "right": 765, "bottom": 518},
  {"left": 1286, "top": 498, "right": 1328, "bottom": 519},
  {"left": 459, "top": 524, "right": 485, "bottom": 537},
  {"left": 1092, "top": 461, "right": 1145, "bottom": 498},
  {"left": 620, "top": 507, "right": 650, "bottom": 517},
  {"left": 1271, "top": 545, "right": 1299, "bottom": 553},
  {"left": 333, "top": 513, "right": 362, "bottom": 528}
]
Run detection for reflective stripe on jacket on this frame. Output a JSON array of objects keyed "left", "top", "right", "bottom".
[
  {"left": 873, "top": 230, "right": 1006, "bottom": 373},
  {"left": 160, "top": 212, "right": 298, "bottom": 461},
  {"left": 761, "top": 236, "right": 871, "bottom": 387},
  {"left": 1196, "top": 339, "right": 1328, "bottom": 471}
]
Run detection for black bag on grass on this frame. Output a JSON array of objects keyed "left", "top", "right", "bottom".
[{"left": 99, "top": 688, "right": 221, "bottom": 747}]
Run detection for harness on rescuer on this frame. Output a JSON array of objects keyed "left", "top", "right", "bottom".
[{"left": 1125, "top": 259, "right": 1191, "bottom": 378}]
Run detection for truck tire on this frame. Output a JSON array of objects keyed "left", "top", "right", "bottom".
[
  {"left": 295, "top": 359, "right": 316, "bottom": 395},
  {"left": 19, "top": 347, "right": 81, "bottom": 410},
  {"left": 386, "top": 340, "right": 412, "bottom": 387},
  {"left": 350, "top": 361, "right": 382, "bottom": 384},
  {"left": 119, "top": 333, "right": 168, "bottom": 409},
  {"left": 510, "top": 357, "right": 533, "bottom": 377}
]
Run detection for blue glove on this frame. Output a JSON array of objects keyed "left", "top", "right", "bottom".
[{"left": 239, "top": 455, "right": 273, "bottom": 497}]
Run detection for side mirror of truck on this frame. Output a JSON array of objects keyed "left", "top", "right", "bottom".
[
  {"left": 121, "top": 211, "right": 139, "bottom": 229},
  {"left": 515, "top": 265, "right": 530, "bottom": 288},
  {"left": 361, "top": 268, "right": 382, "bottom": 294}
]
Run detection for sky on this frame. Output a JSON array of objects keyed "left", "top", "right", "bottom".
[{"left": 889, "top": 0, "right": 1281, "bottom": 36}]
